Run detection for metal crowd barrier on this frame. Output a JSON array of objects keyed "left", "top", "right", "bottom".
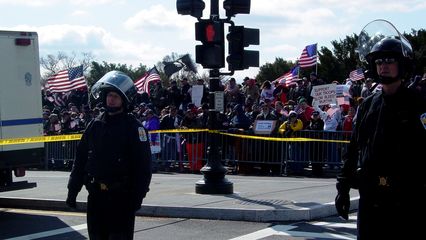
[
  {"left": 218, "top": 130, "right": 350, "bottom": 175},
  {"left": 43, "top": 130, "right": 351, "bottom": 176}
]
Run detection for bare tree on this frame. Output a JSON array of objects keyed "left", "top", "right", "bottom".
[{"left": 40, "top": 51, "right": 95, "bottom": 80}]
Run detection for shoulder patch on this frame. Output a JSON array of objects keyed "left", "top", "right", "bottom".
[
  {"left": 138, "top": 127, "right": 148, "bottom": 142},
  {"left": 421, "top": 112, "right": 426, "bottom": 130}
]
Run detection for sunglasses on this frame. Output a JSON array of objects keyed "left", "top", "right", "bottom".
[{"left": 374, "top": 58, "right": 397, "bottom": 65}]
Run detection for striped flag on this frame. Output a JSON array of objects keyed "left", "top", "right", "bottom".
[
  {"left": 134, "top": 67, "right": 161, "bottom": 96},
  {"left": 275, "top": 65, "right": 300, "bottom": 87},
  {"left": 349, "top": 68, "right": 365, "bottom": 81},
  {"left": 46, "top": 65, "right": 87, "bottom": 93},
  {"left": 298, "top": 43, "right": 317, "bottom": 68}
]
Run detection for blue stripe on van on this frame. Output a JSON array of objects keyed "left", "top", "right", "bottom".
[{"left": 1, "top": 118, "right": 43, "bottom": 126}]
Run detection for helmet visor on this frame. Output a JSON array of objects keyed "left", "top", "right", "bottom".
[
  {"left": 357, "top": 19, "right": 412, "bottom": 63},
  {"left": 90, "top": 71, "right": 137, "bottom": 103}
]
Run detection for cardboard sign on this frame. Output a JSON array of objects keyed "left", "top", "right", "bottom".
[
  {"left": 311, "top": 84, "right": 337, "bottom": 106},
  {"left": 253, "top": 120, "right": 276, "bottom": 135}
]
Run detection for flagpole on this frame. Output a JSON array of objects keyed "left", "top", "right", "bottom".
[{"left": 315, "top": 43, "right": 318, "bottom": 75}]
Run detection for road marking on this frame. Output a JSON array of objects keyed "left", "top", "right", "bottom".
[
  {"left": 4, "top": 224, "right": 87, "bottom": 240},
  {"left": 0, "top": 208, "right": 86, "bottom": 217},
  {"left": 229, "top": 223, "right": 356, "bottom": 240}
]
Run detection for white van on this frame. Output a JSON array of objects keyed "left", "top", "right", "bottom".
[{"left": 0, "top": 30, "right": 43, "bottom": 191}]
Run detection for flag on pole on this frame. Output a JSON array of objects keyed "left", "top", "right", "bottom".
[
  {"left": 298, "top": 43, "right": 317, "bottom": 68},
  {"left": 134, "top": 67, "right": 161, "bottom": 95},
  {"left": 163, "top": 54, "right": 197, "bottom": 78},
  {"left": 349, "top": 68, "right": 365, "bottom": 81},
  {"left": 163, "top": 61, "right": 184, "bottom": 78},
  {"left": 46, "top": 65, "right": 87, "bottom": 93},
  {"left": 179, "top": 54, "right": 197, "bottom": 73},
  {"left": 275, "top": 65, "right": 300, "bottom": 87}
]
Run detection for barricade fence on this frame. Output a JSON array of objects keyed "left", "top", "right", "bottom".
[{"left": 44, "top": 130, "right": 351, "bottom": 176}]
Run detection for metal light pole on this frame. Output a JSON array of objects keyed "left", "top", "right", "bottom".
[{"left": 195, "top": 68, "right": 233, "bottom": 194}]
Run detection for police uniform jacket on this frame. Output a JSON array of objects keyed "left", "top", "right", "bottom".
[
  {"left": 68, "top": 111, "right": 152, "bottom": 208},
  {"left": 341, "top": 85, "right": 426, "bottom": 202}
]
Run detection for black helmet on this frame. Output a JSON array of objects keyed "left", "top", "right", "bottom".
[
  {"left": 365, "top": 37, "right": 413, "bottom": 83},
  {"left": 358, "top": 19, "right": 414, "bottom": 84},
  {"left": 91, "top": 71, "right": 137, "bottom": 110}
]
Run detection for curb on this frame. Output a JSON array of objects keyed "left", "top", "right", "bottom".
[{"left": 0, "top": 197, "right": 359, "bottom": 222}]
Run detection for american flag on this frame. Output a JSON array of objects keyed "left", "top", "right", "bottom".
[
  {"left": 46, "top": 65, "right": 87, "bottom": 93},
  {"left": 134, "top": 67, "right": 161, "bottom": 95},
  {"left": 298, "top": 43, "right": 317, "bottom": 68},
  {"left": 349, "top": 68, "right": 365, "bottom": 81},
  {"left": 276, "top": 65, "right": 300, "bottom": 87},
  {"left": 46, "top": 93, "right": 65, "bottom": 107}
]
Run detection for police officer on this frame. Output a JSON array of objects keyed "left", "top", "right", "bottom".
[
  {"left": 66, "top": 70, "right": 152, "bottom": 240},
  {"left": 335, "top": 20, "right": 426, "bottom": 239}
]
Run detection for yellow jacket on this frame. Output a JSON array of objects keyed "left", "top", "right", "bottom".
[{"left": 278, "top": 119, "right": 303, "bottom": 136}]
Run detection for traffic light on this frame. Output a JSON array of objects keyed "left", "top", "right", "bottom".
[
  {"left": 176, "top": 0, "right": 205, "bottom": 19},
  {"left": 195, "top": 20, "right": 225, "bottom": 69},
  {"left": 223, "top": 0, "right": 251, "bottom": 17},
  {"left": 226, "top": 25, "right": 259, "bottom": 71}
]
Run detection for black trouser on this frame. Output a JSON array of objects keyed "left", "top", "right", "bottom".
[
  {"left": 87, "top": 189, "right": 136, "bottom": 240},
  {"left": 357, "top": 188, "right": 425, "bottom": 240}
]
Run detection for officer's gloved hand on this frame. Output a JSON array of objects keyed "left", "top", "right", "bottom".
[
  {"left": 335, "top": 179, "right": 350, "bottom": 220},
  {"left": 66, "top": 191, "right": 77, "bottom": 209}
]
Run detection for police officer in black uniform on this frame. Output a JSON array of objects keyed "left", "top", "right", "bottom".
[
  {"left": 335, "top": 20, "right": 426, "bottom": 239},
  {"left": 66, "top": 70, "right": 152, "bottom": 240}
]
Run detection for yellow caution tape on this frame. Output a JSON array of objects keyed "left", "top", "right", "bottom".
[
  {"left": 150, "top": 129, "right": 209, "bottom": 134},
  {"left": 0, "top": 134, "right": 82, "bottom": 146},
  {"left": 209, "top": 130, "right": 350, "bottom": 143},
  {"left": 0, "top": 129, "right": 350, "bottom": 146}
]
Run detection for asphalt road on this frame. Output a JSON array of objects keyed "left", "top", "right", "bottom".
[{"left": 0, "top": 208, "right": 357, "bottom": 240}]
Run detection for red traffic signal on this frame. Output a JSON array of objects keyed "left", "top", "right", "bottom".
[
  {"left": 195, "top": 20, "right": 225, "bottom": 69},
  {"left": 196, "top": 20, "right": 224, "bottom": 44}
]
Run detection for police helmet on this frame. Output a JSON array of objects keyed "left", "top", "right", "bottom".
[
  {"left": 358, "top": 19, "right": 414, "bottom": 84},
  {"left": 365, "top": 37, "right": 413, "bottom": 83},
  {"left": 91, "top": 71, "right": 137, "bottom": 110}
]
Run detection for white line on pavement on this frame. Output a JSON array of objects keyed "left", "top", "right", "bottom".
[
  {"left": 228, "top": 224, "right": 356, "bottom": 240},
  {"left": 4, "top": 224, "right": 87, "bottom": 240}
]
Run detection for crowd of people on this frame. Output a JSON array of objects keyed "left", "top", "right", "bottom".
[{"left": 42, "top": 71, "right": 421, "bottom": 138}]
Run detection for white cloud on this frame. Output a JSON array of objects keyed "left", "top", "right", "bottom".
[
  {"left": 0, "top": 0, "right": 59, "bottom": 6},
  {"left": 8, "top": 24, "right": 166, "bottom": 67},
  {"left": 0, "top": 0, "right": 125, "bottom": 7},
  {"left": 124, "top": 4, "right": 197, "bottom": 42},
  {"left": 70, "top": 10, "right": 88, "bottom": 17},
  {"left": 69, "top": 0, "right": 125, "bottom": 7},
  {"left": 124, "top": 4, "right": 193, "bottom": 30}
]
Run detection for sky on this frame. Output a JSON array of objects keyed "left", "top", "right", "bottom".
[{"left": 1, "top": 0, "right": 425, "bottom": 82}]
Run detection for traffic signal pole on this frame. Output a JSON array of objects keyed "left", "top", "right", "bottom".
[
  {"left": 195, "top": 0, "right": 233, "bottom": 194},
  {"left": 177, "top": 0, "right": 258, "bottom": 194}
]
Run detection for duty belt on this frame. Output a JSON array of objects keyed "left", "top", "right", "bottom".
[{"left": 88, "top": 177, "right": 128, "bottom": 192}]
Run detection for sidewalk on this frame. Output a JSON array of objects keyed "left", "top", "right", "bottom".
[{"left": 0, "top": 171, "right": 359, "bottom": 222}]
